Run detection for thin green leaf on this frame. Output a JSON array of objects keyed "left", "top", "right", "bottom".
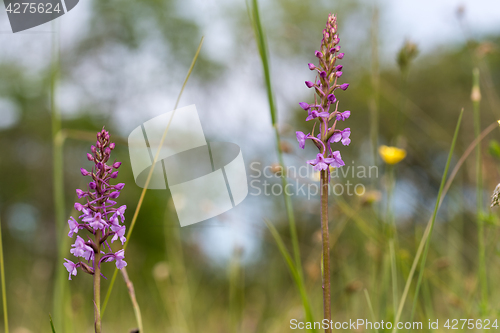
[
  {"left": 49, "top": 314, "right": 56, "bottom": 333},
  {"left": 391, "top": 109, "right": 463, "bottom": 331},
  {"left": 101, "top": 36, "right": 205, "bottom": 316},
  {"left": 264, "top": 220, "right": 316, "bottom": 333}
]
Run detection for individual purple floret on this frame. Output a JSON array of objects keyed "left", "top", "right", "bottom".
[
  {"left": 295, "top": 14, "right": 351, "bottom": 177},
  {"left": 64, "top": 127, "right": 128, "bottom": 281}
]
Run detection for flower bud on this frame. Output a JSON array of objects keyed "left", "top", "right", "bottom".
[
  {"left": 114, "top": 183, "right": 125, "bottom": 190},
  {"left": 87, "top": 153, "right": 94, "bottom": 161},
  {"left": 76, "top": 189, "right": 86, "bottom": 198},
  {"left": 339, "top": 83, "right": 349, "bottom": 91},
  {"left": 308, "top": 63, "right": 316, "bottom": 70},
  {"left": 110, "top": 191, "right": 120, "bottom": 199},
  {"left": 105, "top": 147, "right": 111, "bottom": 155},
  {"left": 91, "top": 145, "right": 96, "bottom": 153},
  {"left": 74, "top": 202, "right": 84, "bottom": 211},
  {"left": 335, "top": 71, "right": 342, "bottom": 77},
  {"left": 110, "top": 171, "right": 118, "bottom": 179},
  {"left": 335, "top": 65, "right": 343, "bottom": 71},
  {"left": 337, "top": 53, "right": 345, "bottom": 59},
  {"left": 299, "top": 102, "right": 310, "bottom": 110},
  {"left": 327, "top": 94, "right": 337, "bottom": 103},
  {"left": 315, "top": 51, "right": 323, "bottom": 58},
  {"left": 89, "top": 182, "right": 96, "bottom": 190},
  {"left": 320, "top": 71, "right": 327, "bottom": 78},
  {"left": 80, "top": 168, "right": 90, "bottom": 176},
  {"left": 113, "top": 162, "right": 122, "bottom": 169},
  {"left": 109, "top": 142, "right": 116, "bottom": 150},
  {"left": 305, "top": 81, "right": 314, "bottom": 88}
]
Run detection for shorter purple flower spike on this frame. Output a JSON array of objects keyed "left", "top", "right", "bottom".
[
  {"left": 305, "top": 81, "right": 315, "bottom": 88},
  {"left": 63, "top": 259, "right": 78, "bottom": 280},
  {"left": 339, "top": 83, "right": 349, "bottom": 91},
  {"left": 308, "top": 63, "right": 316, "bottom": 70},
  {"left": 296, "top": 131, "right": 308, "bottom": 149},
  {"left": 327, "top": 94, "right": 337, "bottom": 103},
  {"left": 337, "top": 53, "right": 345, "bottom": 59},
  {"left": 336, "top": 111, "right": 350, "bottom": 121},
  {"left": 299, "top": 102, "right": 310, "bottom": 110}
]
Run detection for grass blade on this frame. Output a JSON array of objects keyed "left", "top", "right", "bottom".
[
  {"left": 0, "top": 217, "right": 8, "bottom": 333},
  {"left": 391, "top": 109, "right": 463, "bottom": 331},
  {"left": 247, "top": 0, "right": 311, "bottom": 320},
  {"left": 49, "top": 315, "right": 56, "bottom": 333},
  {"left": 101, "top": 36, "right": 204, "bottom": 315},
  {"left": 264, "top": 220, "right": 315, "bottom": 332}
]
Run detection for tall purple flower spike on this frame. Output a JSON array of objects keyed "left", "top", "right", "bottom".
[
  {"left": 296, "top": 14, "right": 351, "bottom": 176},
  {"left": 64, "top": 127, "right": 128, "bottom": 280}
]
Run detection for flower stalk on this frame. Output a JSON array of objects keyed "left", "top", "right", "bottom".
[{"left": 296, "top": 14, "right": 350, "bottom": 332}]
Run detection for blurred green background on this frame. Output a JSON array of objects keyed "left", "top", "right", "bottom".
[{"left": 1, "top": 0, "right": 500, "bottom": 332}]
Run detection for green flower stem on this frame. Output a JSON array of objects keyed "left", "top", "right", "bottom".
[
  {"left": 94, "top": 231, "right": 102, "bottom": 333},
  {"left": 320, "top": 170, "right": 331, "bottom": 333}
]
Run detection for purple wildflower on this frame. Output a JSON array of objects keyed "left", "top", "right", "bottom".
[
  {"left": 111, "top": 224, "right": 126, "bottom": 245},
  {"left": 329, "top": 151, "right": 345, "bottom": 168},
  {"left": 64, "top": 128, "right": 128, "bottom": 279},
  {"left": 70, "top": 236, "right": 94, "bottom": 260},
  {"left": 299, "top": 102, "right": 310, "bottom": 110},
  {"left": 331, "top": 128, "right": 351, "bottom": 146},
  {"left": 308, "top": 153, "right": 338, "bottom": 171},
  {"left": 63, "top": 259, "right": 78, "bottom": 280},
  {"left": 305, "top": 81, "right": 315, "bottom": 88},
  {"left": 296, "top": 14, "right": 350, "bottom": 177},
  {"left": 103, "top": 249, "right": 127, "bottom": 269},
  {"left": 306, "top": 110, "right": 329, "bottom": 121},
  {"left": 336, "top": 110, "right": 350, "bottom": 121},
  {"left": 68, "top": 217, "right": 79, "bottom": 237},
  {"left": 296, "top": 131, "right": 308, "bottom": 149}
]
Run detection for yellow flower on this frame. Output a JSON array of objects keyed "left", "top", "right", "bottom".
[{"left": 378, "top": 145, "right": 406, "bottom": 165}]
